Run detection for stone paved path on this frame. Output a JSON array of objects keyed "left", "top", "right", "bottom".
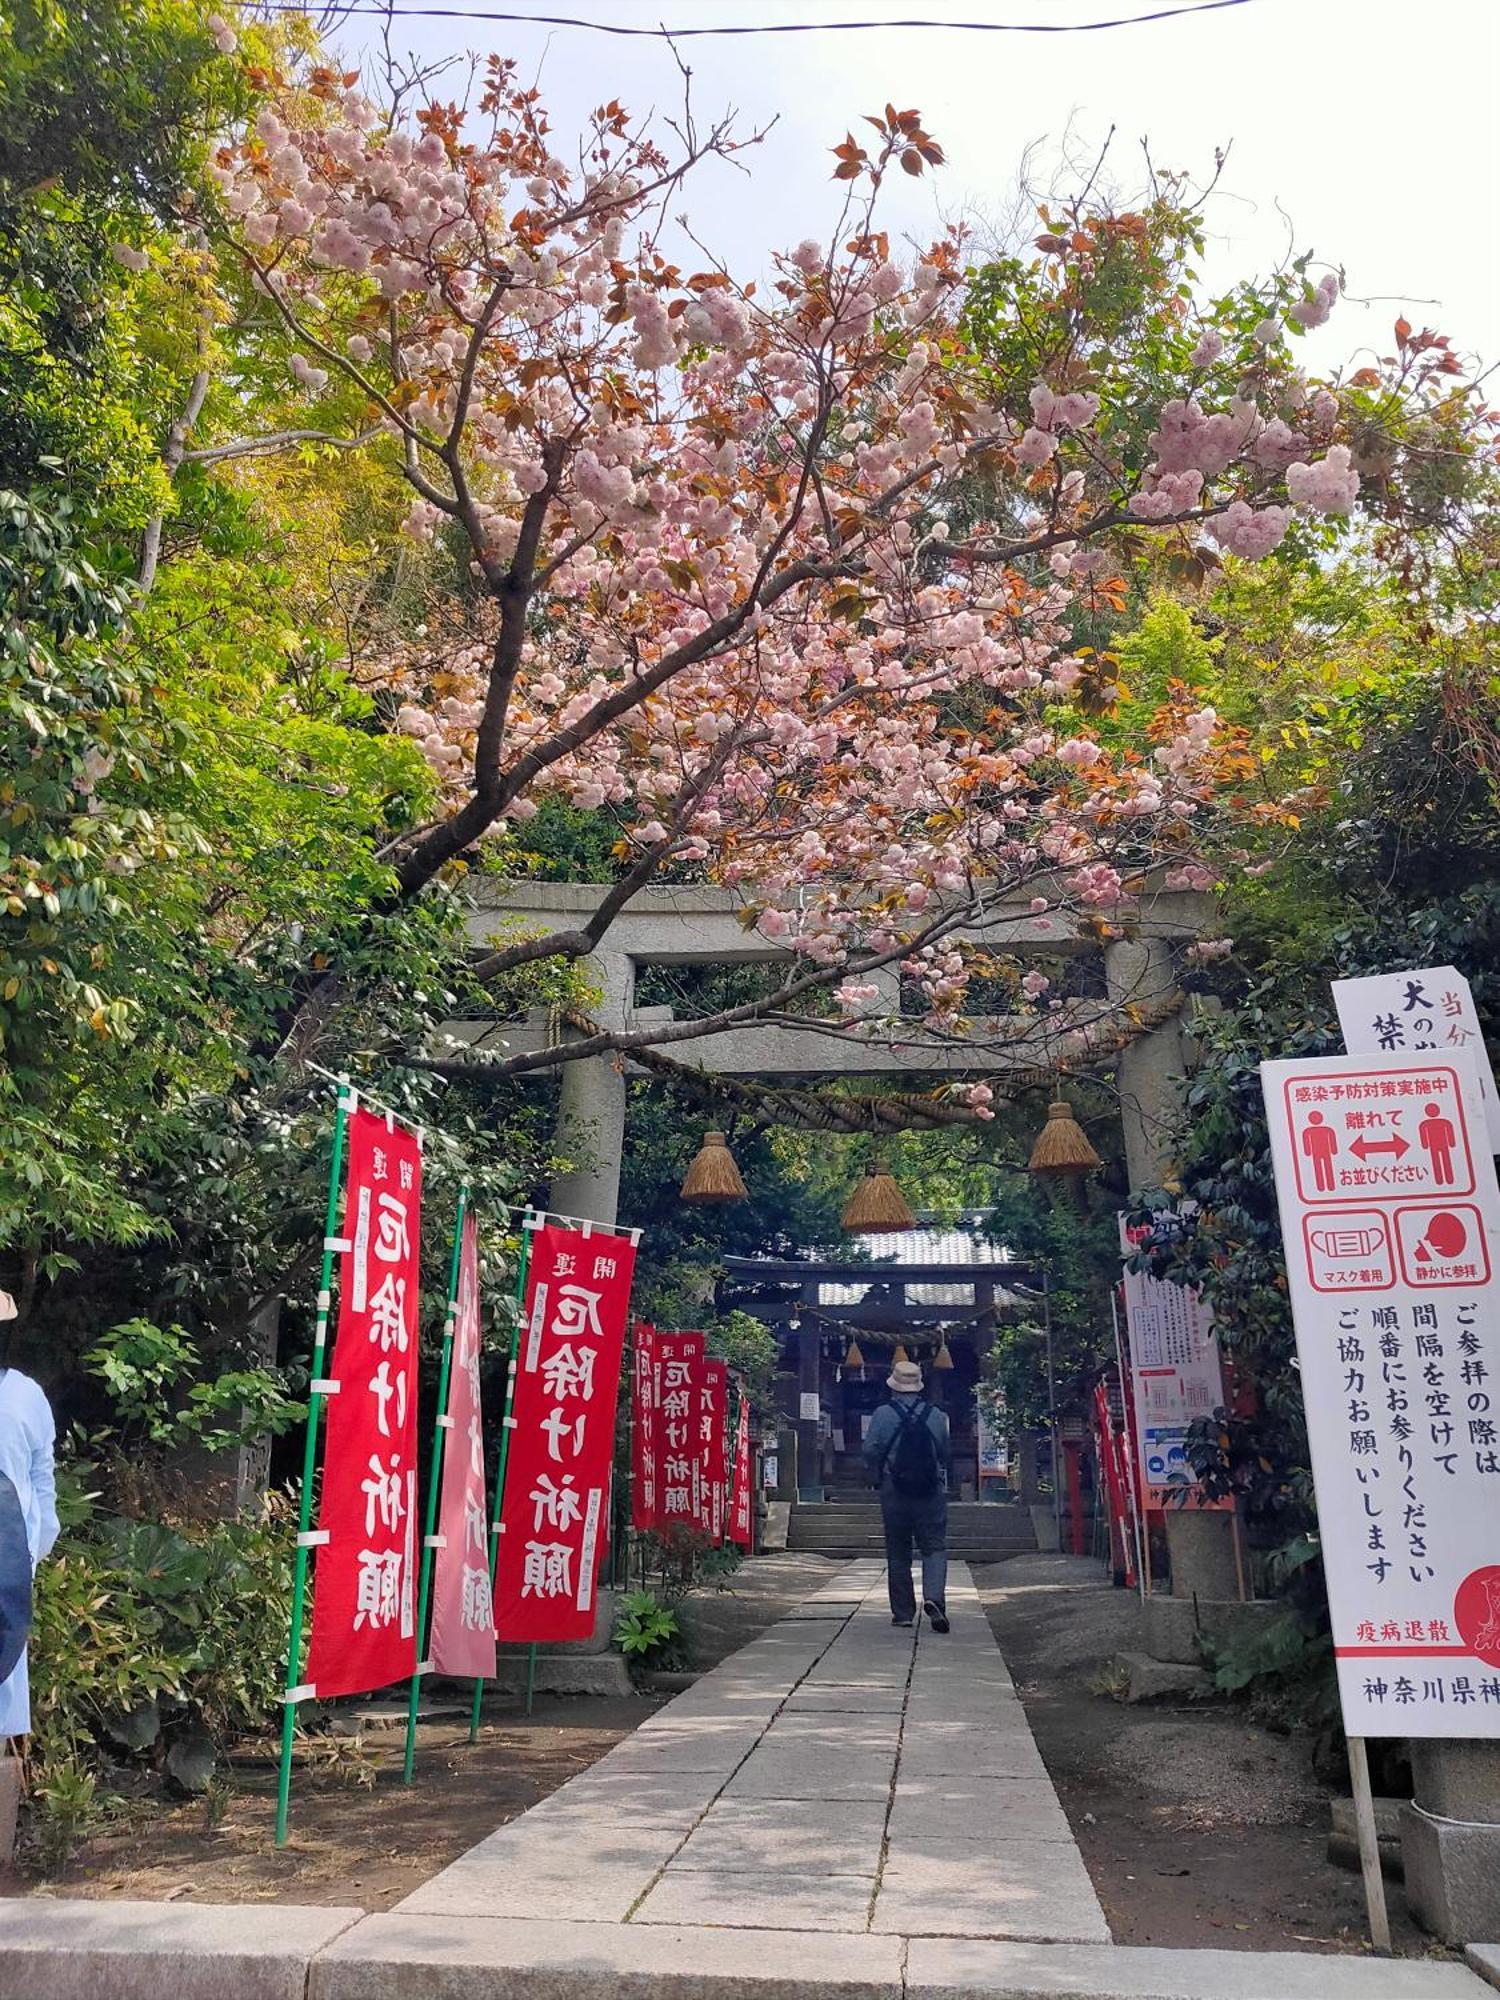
[
  {"left": 9, "top": 1559, "right": 1496, "bottom": 1998},
  {"left": 394, "top": 1560, "right": 1106, "bottom": 1944}
]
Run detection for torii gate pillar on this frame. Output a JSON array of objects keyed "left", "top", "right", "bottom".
[{"left": 547, "top": 952, "right": 630, "bottom": 1226}]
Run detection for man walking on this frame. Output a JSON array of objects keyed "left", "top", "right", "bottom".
[{"left": 862, "top": 1357, "right": 950, "bottom": 1631}]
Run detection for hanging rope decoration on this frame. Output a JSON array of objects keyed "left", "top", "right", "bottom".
[
  {"left": 537, "top": 993, "right": 1187, "bottom": 1137},
  {"left": 679, "top": 1129, "right": 748, "bottom": 1203},
  {"left": 1027, "top": 1097, "right": 1104, "bottom": 1175},
  {"left": 840, "top": 1152, "right": 916, "bottom": 1232}
]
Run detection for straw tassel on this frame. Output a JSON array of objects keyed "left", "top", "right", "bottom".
[
  {"left": 892, "top": 1342, "right": 910, "bottom": 1365},
  {"left": 679, "top": 1130, "right": 748, "bottom": 1203},
  {"left": 933, "top": 1337, "right": 954, "bottom": 1371},
  {"left": 1027, "top": 1098, "right": 1102, "bottom": 1176},
  {"left": 840, "top": 1152, "right": 916, "bottom": 1232},
  {"left": 842, "top": 1338, "right": 865, "bottom": 1370}
]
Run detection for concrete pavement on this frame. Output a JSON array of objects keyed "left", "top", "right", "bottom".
[{"left": 5, "top": 1558, "right": 1495, "bottom": 1999}]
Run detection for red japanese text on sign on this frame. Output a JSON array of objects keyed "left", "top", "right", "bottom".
[
  {"left": 698, "top": 1358, "right": 728, "bottom": 1543},
  {"left": 428, "top": 1208, "right": 497, "bottom": 1679},
  {"left": 729, "top": 1391, "right": 753, "bottom": 1550},
  {"left": 492, "top": 1223, "right": 638, "bottom": 1643},
  {"left": 630, "top": 1323, "right": 659, "bottom": 1531},
  {"left": 305, "top": 1107, "right": 422, "bottom": 1698},
  {"left": 654, "top": 1331, "right": 705, "bottom": 1530},
  {"left": 1263, "top": 1050, "right": 1500, "bottom": 1738}
]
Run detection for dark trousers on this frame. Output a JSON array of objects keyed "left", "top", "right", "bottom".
[{"left": 880, "top": 1488, "right": 948, "bottom": 1622}]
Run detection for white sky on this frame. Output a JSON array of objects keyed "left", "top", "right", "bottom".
[{"left": 334, "top": 0, "right": 1499, "bottom": 370}]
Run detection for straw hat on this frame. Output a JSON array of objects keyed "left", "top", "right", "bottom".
[{"left": 887, "top": 1358, "right": 924, "bottom": 1394}]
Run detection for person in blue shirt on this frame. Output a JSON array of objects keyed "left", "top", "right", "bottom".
[{"left": 861, "top": 1358, "right": 950, "bottom": 1631}]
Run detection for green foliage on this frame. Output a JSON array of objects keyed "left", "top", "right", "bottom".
[{"left": 611, "top": 1590, "right": 681, "bottom": 1661}]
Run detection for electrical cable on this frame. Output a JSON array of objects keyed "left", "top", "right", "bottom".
[{"left": 257, "top": 0, "right": 1255, "bottom": 39}]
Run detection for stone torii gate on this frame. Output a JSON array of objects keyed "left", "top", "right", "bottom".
[{"left": 455, "top": 878, "right": 1213, "bottom": 1222}]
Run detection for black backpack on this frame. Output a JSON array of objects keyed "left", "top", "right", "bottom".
[{"left": 883, "top": 1400, "right": 941, "bottom": 1499}]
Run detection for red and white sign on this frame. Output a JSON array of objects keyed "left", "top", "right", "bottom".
[
  {"left": 630, "top": 1322, "right": 659, "bottom": 1531},
  {"left": 729, "top": 1390, "right": 753, "bottom": 1549},
  {"left": 698, "top": 1358, "right": 728, "bottom": 1543},
  {"left": 305, "top": 1107, "right": 422, "bottom": 1698},
  {"left": 1334, "top": 965, "right": 1500, "bottom": 1153},
  {"left": 492, "top": 1221, "right": 637, "bottom": 1643},
  {"left": 428, "top": 1208, "right": 497, "bottom": 1679},
  {"left": 654, "top": 1331, "right": 704, "bottom": 1531},
  {"left": 1118, "top": 1212, "right": 1228, "bottom": 1508},
  {"left": 1262, "top": 1050, "right": 1500, "bottom": 1736}
]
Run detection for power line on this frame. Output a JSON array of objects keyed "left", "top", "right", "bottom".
[{"left": 264, "top": 0, "right": 1255, "bottom": 38}]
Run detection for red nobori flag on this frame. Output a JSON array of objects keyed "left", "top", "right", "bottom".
[
  {"left": 304, "top": 1106, "right": 423, "bottom": 1698},
  {"left": 428, "top": 1207, "right": 497, "bottom": 1679},
  {"left": 630, "top": 1322, "right": 659, "bottom": 1530},
  {"left": 492, "top": 1222, "right": 638, "bottom": 1642},
  {"left": 698, "top": 1358, "right": 728, "bottom": 1543},
  {"left": 729, "top": 1389, "right": 753, "bottom": 1549},
  {"left": 654, "top": 1331, "right": 704, "bottom": 1532}
]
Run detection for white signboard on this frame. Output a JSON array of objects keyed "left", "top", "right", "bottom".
[
  {"left": 1262, "top": 1049, "right": 1500, "bottom": 1738},
  {"left": 798, "top": 1391, "right": 820, "bottom": 1422},
  {"left": 1118, "top": 1213, "right": 1228, "bottom": 1506},
  {"left": 1334, "top": 965, "right": 1500, "bottom": 1153},
  {"left": 977, "top": 1401, "right": 1009, "bottom": 1482}
]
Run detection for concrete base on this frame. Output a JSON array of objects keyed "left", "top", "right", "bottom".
[
  {"left": 1163, "top": 1508, "right": 1240, "bottom": 1601},
  {"left": 761, "top": 1500, "right": 791, "bottom": 1552},
  {"left": 1467, "top": 1946, "right": 1500, "bottom": 1993},
  {"left": 1141, "top": 1592, "right": 1280, "bottom": 1667},
  {"left": 0, "top": 1754, "right": 19, "bottom": 1865},
  {"left": 1403, "top": 1802, "right": 1500, "bottom": 1945},
  {"left": 1029, "top": 1505, "right": 1060, "bottom": 1553},
  {"left": 491, "top": 1653, "right": 633, "bottom": 1697},
  {"left": 1327, "top": 1793, "right": 1403, "bottom": 1880},
  {"left": 1114, "top": 1651, "right": 1213, "bottom": 1704}
]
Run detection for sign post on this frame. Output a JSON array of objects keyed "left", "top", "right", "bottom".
[
  {"left": 1334, "top": 965, "right": 1500, "bottom": 1152},
  {"left": 1261, "top": 1049, "right": 1500, "bottom": 1948},
  {"left": 278, "top": 1098, "right": 423, "bottom": 1843},
  {"left": 468, "top": 1213, "right": 538, "bottom": 1742},
  {"left": 275, "top": 1081, "right": 351, "bottom": 1848},
  {"left": 1118, "top": 1212, "right": 1230, "bottom": 1516},
  {"left": 401, "top": 1185, "right": 466, "bottom": 1783}
]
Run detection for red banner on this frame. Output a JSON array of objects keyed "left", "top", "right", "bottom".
[
  {"left": 698, "top": 1358, "right": 728, "bottom": 1543},
  {"left": 428, "top": 1208, "right": 497, "bottom": 1678},
  {"left": 630, "top": 1322, "right": 659, "bottom": 1530},
  {"left": 492, "top": 1221, "right": 638, "bottom": 1642},
  {"left": 655, "top": 1331, "right": 704, "bottom": 1532},
  {"left": 729, "top": 1388, "right": 753, "bottom": 1549},
  {"left": 305, "top": 1106, "right": 422, "bottom": 1698}
]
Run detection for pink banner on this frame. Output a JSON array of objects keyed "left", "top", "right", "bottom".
[{"left": 428, "top": 1208, "right": 497, "bottom": 1679}]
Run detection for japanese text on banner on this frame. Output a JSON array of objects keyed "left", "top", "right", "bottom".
[
  {"left": 428, "top": 1208, "right": 497, "bottom": 1679},
  {"left": 304, "top": 1107, "right": 422, "bottom": 1698},
  {"left": 654, "top": 1331, "right": 705, "bottom": 1530},
  {"left": 630, "top": 1323, "right": 659, "bottom": 1531},
  {"left": 492, "top": 1223, "right": 637, "bottom": 1643},
  {"left": 698, "top": 1358, "right": 728, "bottom": 1544},
  {"left": 1262, "top": 1051, "right": 1500, "bottom": 1737},
  {"left": 729, "top": 1391, "right": 753, "bottom": 1549}
]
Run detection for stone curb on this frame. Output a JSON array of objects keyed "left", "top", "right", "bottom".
[
  {"left": 0, "top": 1899, "right": 364, "bottom": 2000},
  {"left": 6, "top": 1899, "right": 1496, "bottom": 2000}
]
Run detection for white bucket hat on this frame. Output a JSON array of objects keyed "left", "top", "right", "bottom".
[{"left": 887, "top": 1359, "right": 924, "bottom": 1393}]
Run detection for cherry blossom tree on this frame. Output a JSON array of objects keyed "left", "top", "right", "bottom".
[{"left": 185, "top": 53, "right": 1485, "bottom": 1101}]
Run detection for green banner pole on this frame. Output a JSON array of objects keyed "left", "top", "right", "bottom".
[
  {"left": 274, "top": 1080, "right": 353, "bottom": 1849},
  {"left": 402, "top": 1184, "right": 468, "bottom": 1784},
  {"left": 469, "top": 1212, "right": 536, "bottom": 1742}
]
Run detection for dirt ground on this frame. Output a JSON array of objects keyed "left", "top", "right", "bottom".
[
  {"left": 5, "top": 1552, "right": 835, "bottom": 1908},
  {"left": 975, "top": 1552, "right": 1438, "bottom": 1960}
]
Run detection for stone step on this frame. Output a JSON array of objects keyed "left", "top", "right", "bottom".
[{"left": 12, "top": 1903, "right": 1493, "bottom": 2000}]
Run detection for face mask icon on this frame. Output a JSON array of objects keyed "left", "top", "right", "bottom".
[{"left": 1309, "top": 1226, "right": 1384, "bottom": 1259}]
